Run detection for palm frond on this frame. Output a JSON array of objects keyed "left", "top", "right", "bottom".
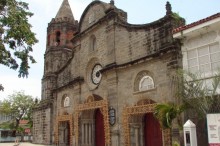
[{"left": 154, "top": 103, "right": 185, "bottom": 129}]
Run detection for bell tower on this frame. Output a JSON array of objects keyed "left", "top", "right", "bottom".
[{"left": 42, "top": 0, "right": 78, "bottom": 100}]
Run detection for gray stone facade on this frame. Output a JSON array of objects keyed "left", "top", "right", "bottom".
[{"left": 33, "top": 0, "right": 184, "bottom": 146}]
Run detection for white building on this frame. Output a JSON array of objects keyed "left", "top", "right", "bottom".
[
  {"left": 173, "top": 13, "right": 220, "bottom": 146},
  {"left": 173, "top": 13, "right": 220, "bottom": 78},
  {"left": 0, "top": 101, "right": 13, "bottom": 124},
  {"left": 0, "top": 102, "right": 14, "bottom": 142}
]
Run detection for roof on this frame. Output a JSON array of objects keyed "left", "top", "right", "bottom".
[
  {"left": 173, "top": 13, "right": 220, "bottom": 34},
  {"left": 55, "top": 0, "right": 74, "bottom": 20}
]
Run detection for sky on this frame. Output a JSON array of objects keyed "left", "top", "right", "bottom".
[{"left": 0, "top": 0, "right": 220, "bottom": 100}]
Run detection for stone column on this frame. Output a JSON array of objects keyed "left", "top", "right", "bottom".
[
  {"left": 81, "top": 124, "right": 84, "bottom": 144},
  {"left": 134, "top": 125, "right": 140, "bottom": 146},
  {"left": 0, "top": 130, "right": 1, "bottom": 142},
  {"left": 85, "top": 123, "right": 88, "bottom": 144},
  {"left": 89, "top": 123, "right": 92, "bottom": 144}
]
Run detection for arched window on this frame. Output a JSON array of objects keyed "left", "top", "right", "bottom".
[
  {"left": 90, "top": 35, "right": 96, "bottom": 51},
  {"left": 139, "top": 76, "right": 154, "bottom": 91},
  {"left": 64, "top": 96, "right": 70, "bottom": 107},
  {"left": 56, "top": 31, "right": 61, "bottom": 45}
]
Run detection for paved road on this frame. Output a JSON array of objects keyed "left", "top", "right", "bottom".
[{"left": 0, "top": 142, "right": 48, "bottom": 146}]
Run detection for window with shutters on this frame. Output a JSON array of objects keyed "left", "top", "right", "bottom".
[{"left": 187, "top": 43, "right": 220, "bottom": 76}]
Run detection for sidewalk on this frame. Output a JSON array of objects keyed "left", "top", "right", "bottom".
[{"left": 0, "top": 142, "right": 47, "bottom": 146}]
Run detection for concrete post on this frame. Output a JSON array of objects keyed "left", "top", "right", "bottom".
[{"left": 183, "top": 119, "right": 197, "bottom": 146}]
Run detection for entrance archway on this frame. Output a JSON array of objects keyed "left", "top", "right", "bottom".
[
  {"left": 74, "top": 94, "right": 110, "bottom": 146},
  {"left": 95, "top": 109, "right": 105, "bottom": 146},
  {"left": 59, "top": 121, "right": 70, "bottom": 146},
  {"left": 54, "top": 114, "right": 73, "bottom": 145},
  {"left": 144, "top": 113, "right": 162, "bottom": 146},
  {"left": 122, "top": 99, "right": 171, "bottom": 146}
]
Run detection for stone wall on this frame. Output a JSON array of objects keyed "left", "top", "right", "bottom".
[{"left": 33, "top": 107, "right": 51, "bottom": 144}]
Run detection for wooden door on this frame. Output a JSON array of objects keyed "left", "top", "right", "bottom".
[
  {"left": 95, "top": 109, "right": 105, "bottom": 146},
  {"left": 144, "top": 113, "right": 163, "bottom": 146}
]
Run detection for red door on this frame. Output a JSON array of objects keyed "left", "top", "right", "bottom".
[
  {"left": 95, "top": 109, "right": 105, "bottom": 146},
  {"left": 144, "top": 113, "right": 163, "bottom": 146}
]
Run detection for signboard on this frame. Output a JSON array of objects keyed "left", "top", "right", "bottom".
[
  {"left": 25, "top": 128, "right": 31, "bottom": 133},
  {"left": 109, "top": 107, "right": 116, "bottom": 126},
  {"left": 207, "top": 114, "right": 220, "bottom": 146}
]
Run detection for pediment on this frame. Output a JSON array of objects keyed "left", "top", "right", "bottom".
[{"left": 79, "top": 1, "right": 113, "bottom": 32}]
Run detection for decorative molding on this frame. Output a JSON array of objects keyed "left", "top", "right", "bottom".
[
  {"left": 133, "top": 87, "right": 157, "bottom": 95},
  {"left": 74, "top": 99, "right": 110, "bottom": 146},
  {"left": 101, "top": 44, "right": 179, "bottom": 74},
  {"left": 53, "top": 76, "right": 84, "bottom": 92},
  {"left": 54, "top": 114, "right": 73, "bottom": 145},
  {"left": 122, "top": 103, "right": 171, "bottom": 146}
]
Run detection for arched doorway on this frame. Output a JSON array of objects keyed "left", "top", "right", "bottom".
[
  {"left": 59, "top": 121, "right": 70, "bottom": 146},
  {"left": 55, "top": 114, "right": 73, "bottom": 146},
  {"left": 74, "top": 95, "right": 110, "bottom": 146},
  {"left": 95, "top": 109, "right": 105, "bottom": 146},
  {"left": 144, "top": 113, "right": 162, "bottom": 146},
  {"left": 122, "top": 99, "right": 171, "bottom": 146}
]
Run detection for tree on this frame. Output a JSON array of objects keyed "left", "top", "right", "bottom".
[
  {"left": 154, "top": 70, "right": 220, "bottom": 146},
  {"left": 0, "top": 0, "right": 38, "bottom": 78},
  {"left": 154, "top": 70, "right": 220, "bottom": 128},
  {"left": 0, "top": 84, "right": 3, "bottom": 91},
  {"left": 154, "top": 102, "right": 185, "bottom": 146},
  {"left": 177, "top": 70, "right": 220, "bottom": 118},
  {"left": 154, "top": 102, "right": 185, "bottom": 129},
  {"left": 0, "top": 91, "right": 37, "bottom": 138}
]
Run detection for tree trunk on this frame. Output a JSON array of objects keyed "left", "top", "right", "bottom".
[{"left": 13, "top": 118, "right": 20, "bottom": 137}]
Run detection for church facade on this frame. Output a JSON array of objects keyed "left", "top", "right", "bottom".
[{"left": 32, "top": 0, "right": 184, "bottom": 146}]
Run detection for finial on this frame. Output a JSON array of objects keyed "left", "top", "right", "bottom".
[
  {"left": 110, "top": 0, "right": 114, "bottom": 5},
  {"left": 166, "top": 1, "right": 172, "bottom": 15}
]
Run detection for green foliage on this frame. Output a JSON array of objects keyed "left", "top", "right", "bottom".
[
  {"left": 177, "top": 70, "right": 220, "bottom": 118},
  {"left": 172, "top": 12, "right": 181, "bottom": 20},
  {"left": 172, "top": 12, "right": 186, "bottom": 27},
  {"left": 0, "top": 121, "right": 15, "bottom": 129},
  {"left": 0, "top": 84, "right": 3, "bottom": 91},
  {"left": 154, "top": 70, "right": 220, "bottom": 130},
  {"left": 0, "top": 91, "right": 37, "bottom": 133},
  {"left": 154, "top": 102, "right": 185, "bottom": 129},
  {"left": 172, "top": 141, "right": 180, "bottom": 146},
  {"left": 0, "top": 0, "right": 38, "bottom": 78}
]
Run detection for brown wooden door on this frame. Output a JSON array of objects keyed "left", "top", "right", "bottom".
[
  {"left": 95, "top": 109, "right": 105, "bottom": 146},
  {"left": 144, "top": 113, "right": 163, "bottom": 146}
]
